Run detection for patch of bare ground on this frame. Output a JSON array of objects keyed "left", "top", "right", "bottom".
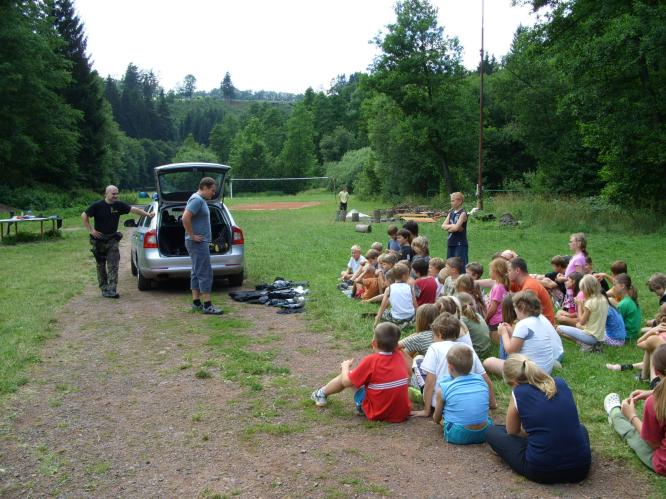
[{"left": 0, "top": 239, "right": 656, "bottom": 497}]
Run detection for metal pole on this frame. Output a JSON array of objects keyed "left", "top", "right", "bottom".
[{"left": 477, "top": 0, "right": 485, "bottom": 210}]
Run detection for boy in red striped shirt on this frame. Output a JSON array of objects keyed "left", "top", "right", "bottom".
[{"left": 311, "top": 323, "right": 412, "bottom": 422}]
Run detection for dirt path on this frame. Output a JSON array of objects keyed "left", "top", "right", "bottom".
[{"left": 0, "top": 238, "right": 655, "bottom": 497}]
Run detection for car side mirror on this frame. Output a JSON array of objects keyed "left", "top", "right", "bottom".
[{"left": 124, "top": 219, "right": 137, "bottom": 228}]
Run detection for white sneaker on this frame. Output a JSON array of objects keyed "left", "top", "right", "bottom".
[
  {"left": 311, "top": 388, "right": 327, "bottom": 407},
  {"left": 604, "top": 393, "right": 621, "bottom": 424}
]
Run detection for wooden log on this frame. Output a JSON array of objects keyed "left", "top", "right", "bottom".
[
  {"left": 351, "top": 212, "right": 360, "bottom": 222},
  {"left": 355, "top": 224, "right": 372, "bottom": 233}
]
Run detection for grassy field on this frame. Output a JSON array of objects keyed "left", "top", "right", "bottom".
[{"left": 1, "top": 191, "right": 666, "bottom": 491}]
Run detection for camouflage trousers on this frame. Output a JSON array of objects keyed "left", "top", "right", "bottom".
[{"left": 91, "top": 237, "right": 120, "bottom": 292}]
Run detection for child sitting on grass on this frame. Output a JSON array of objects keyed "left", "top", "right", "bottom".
[
  {"left": 363, "top": 253, "right": 398, "bottom": 304},
  {"left": 612, "top": 273, "right": 642, "bottom": 340},
  {"left": 465, "top": 262, "right": 484, "bottom": 280},
  {"left": 535, "top": 255, "right": 568, "bottom": 306},
  {"left": 596, "top": 260, "right": 627, "bottom": 300},
  {"left": 457, "top": 292, "right": 492, "bottom": 360},
  {"left": 438, "top": 257, "right": 463, "bottom": 297},
  {"left": 412, "top": 313, "right": 496, "bottom": 418},
  {"left": 555, "top": 272, "right": 584, "bottom": 326},
  {"left": 411, "top": 236, "right": 430, "bottom": 265},
  {"left": 432, "top": 344, "right": 493, "bottom": 444},
  {"left": 412, "top": 257, "right": 437, "bottom": 306},
  {"left": 399, "top": 303, "right": 440, "bottom": 357},
  {"left": 311, "top": 322, "right": 411, "bottom": 423},
  {"left": 351, "top": 249, "right": 380, "bottom": 300},
  {"left": 604, "top": 343, "right": 666, "bottom": 476},
  {"left": 387, "top": 225, "right": 400, "bottom": 252},
  {"left": 454, "top": 274, "right": 487, "bottom": 317},
  {"left": 557, "top": 275, "right": 608, "bottom": 352},
  {"left": 375, "top": 263, "right": 417, "bottom": 327},
  {"left": 429, "top": 257, "right": 446, "bottom": 295},
  {"left": 396, "top": 229, "right": 413, "bottom": 262},
  {"left": 340, "top": 244, "right": 366, "bottom": 281},
  {"left": 485, "top": 258, "right": 510, "bottom": 341}
]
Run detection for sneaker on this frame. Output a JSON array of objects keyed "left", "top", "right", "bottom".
[
  {"left": 552, "top": 360, "right": 563, "bottom": 370},
  {"left": 202, "top": 305, "right": 224, "bottom": 315},
  {"left": 603, "top": 393, "right": 621, "bottom": 424},
  {"left": 102, "top": 289, "right": 119, "bottom": 298},
  {"left": 311, "top": 388, "right": 327, "bottom": 407},
  {"left": 191, "top": 303, "right": 204, "bottom": 313},
  {"left": 579, "top": 343, "right": 595, "bottom": 353}
]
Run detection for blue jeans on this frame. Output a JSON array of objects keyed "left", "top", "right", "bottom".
[
  {"left": 447, "top": 244, "right": 468, "bottom": 268},
  {"left": 185, "top": 239, "right": 213, "bottom": 293},
  {"left": 558, "top": 326, "right": 598, "bottom": 345},
  {"left": 445, "top": 418, "right": 493, "bottom": 445}
]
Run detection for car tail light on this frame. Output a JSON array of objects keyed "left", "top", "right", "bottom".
[
  {"left": 232, "top": 226, "right": 244, "bottom": 245},
  {"left": 144, "top": 229, "right": 158, "bottom": 249}
]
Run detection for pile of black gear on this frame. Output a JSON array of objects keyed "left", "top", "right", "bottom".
[{"left": 229, "top": 277, "right": 309, "bottom": 314}]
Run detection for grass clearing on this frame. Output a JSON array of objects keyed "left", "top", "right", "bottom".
[
  {"left": 2, "top": 192, "right": 666, "bottom": 493},
  {"left": 227, "top": 191, "right": 666, "bottom": 493}
]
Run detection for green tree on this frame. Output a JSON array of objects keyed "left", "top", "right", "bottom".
[
  {"left": 209, "top": 115, "right": 239, "bottom": 163},
  {"left": 51, "top": 0, "right": 111, "bottom": 188},
  {"left": 180, "top": 74, "right": 197, "bottom": 99},
  {"left": 228, "top": 117, "right": 272, "bottom": 180},
  {"left": 369, "top": 0, "right": 471, "bottom": 194},
  {"left": 173, "top": 134, "right": 217, "bottom": 163},
  {"left": 0, "top": 1, "right": 80, "bottom": 187},
  {"left": 277, "top": 103, "right": 317, "bottom": 188},
  {"left": 221, "top": 72, "right": 235, "bottom": 102}
]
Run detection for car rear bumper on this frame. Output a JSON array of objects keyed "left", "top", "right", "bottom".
[{"left": 138, "top": 248, "right": 244, "bottom": 279}]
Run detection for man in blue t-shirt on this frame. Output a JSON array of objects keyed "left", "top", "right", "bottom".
[{"left": 182, "top": 177, "right": 223, "bottom": 315}]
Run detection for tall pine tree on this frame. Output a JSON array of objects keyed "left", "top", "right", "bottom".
[{"left": 51, "top": 0, "right": 111, "bottom": 187}]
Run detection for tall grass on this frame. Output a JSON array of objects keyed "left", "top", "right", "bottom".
[{"left": 488, "top": 194, "right": 664, "bottom": 234}]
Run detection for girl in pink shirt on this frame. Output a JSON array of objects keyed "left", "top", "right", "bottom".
[
  {"left": 485, "top": 258, "right": 510, "bottom": 343},
  {"left": 565, "top": 233, "right": 587, "bottom": 276}
]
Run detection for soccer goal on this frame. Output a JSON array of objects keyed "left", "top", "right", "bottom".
[{"left": 227, "top": 176, "right": 331, "bottom": 198}]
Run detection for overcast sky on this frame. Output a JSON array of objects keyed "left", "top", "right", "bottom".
[{"left": 75, "top": 0, "right": 540, "bottom": 94}]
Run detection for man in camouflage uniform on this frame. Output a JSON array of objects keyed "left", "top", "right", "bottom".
[{"left": 81, "top": 186, "right": 153, "bottom": 298}]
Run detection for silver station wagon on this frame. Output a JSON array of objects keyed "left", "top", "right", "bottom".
[{"left": 126, "top": 162, "right": 245, "bottom": 290}]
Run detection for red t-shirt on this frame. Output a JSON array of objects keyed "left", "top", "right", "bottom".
[
  {"left": 348, "top": 351, "right": 411, "bottom": 423},
  {"left": 641, "top": 395, "right": 666, "bottom": 475},
  {"left": 415, "top": 276, "right": 438, "bottom": 306},
  {"left": 512, "top": 277, "right": 556, "bottom": 325}
]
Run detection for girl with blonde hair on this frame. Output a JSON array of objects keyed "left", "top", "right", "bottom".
[
  {"left": 486, "top": 354, "right": 591, "bottom": 484},
  {"left": 557, "top": 274, "right": 608, "bottom": 352}
]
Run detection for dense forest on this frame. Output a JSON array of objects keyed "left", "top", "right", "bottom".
[{"left": 1, "top": 0, "right": 664, "bottom": 208}]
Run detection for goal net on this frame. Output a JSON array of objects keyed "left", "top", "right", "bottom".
[{"left": 227, "top": 176, "right": 330, "bottom": 197}]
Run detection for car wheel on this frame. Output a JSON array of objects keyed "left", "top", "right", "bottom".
[
  {"left": 228, "top": 271, "right": 244, "bottom": 287},
  {"left": 137, "top": 270, "right": 152, "bottom": 291},
  {"left": 130, "top": 253, "right": 138, "bottom": 276}
]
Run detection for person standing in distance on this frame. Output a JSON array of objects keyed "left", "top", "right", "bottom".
[
  {"left": 182, "top": 177, "right": 223, "bottom": 315},
  {"left": 82, "top": 185, "right": 154, "bottom": 298},
  {"left": 338, "top": 185, "right": 350, "bottom": 212},
  {"left": 441, "top": 192, "right": 468, "bottom": 267}
]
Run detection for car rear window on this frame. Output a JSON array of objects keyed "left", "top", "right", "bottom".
[{"left": 158, "top": 170, "right": 225, "bottom": 201}]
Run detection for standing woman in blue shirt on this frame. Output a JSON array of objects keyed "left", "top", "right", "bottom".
[
  {"left": 486, "top": 354, "right": 591, "bottom": 484},
  {"left": 441, "top": 192, "right": 468, "bottom": 267}
]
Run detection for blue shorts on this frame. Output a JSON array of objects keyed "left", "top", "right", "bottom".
[
  {"left": 444, "top": 417, "right": 493, "bottom": 445},
  {"left": 185, "top": 239, "right": 213, "bottom": 293},
  {"left": 354, "top": 386, "right": 366, "bottom": 416}
]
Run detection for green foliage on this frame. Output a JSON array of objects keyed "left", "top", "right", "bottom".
[
  {"left": 0, "top": 1, "right": 81, "bottom": 188},
  {"left": 325, "top": 147, "right": 375, "bottom": 195},
  {"left": 229, "top": 117, "right": 273, "bottom": 182},
  {"left": 172, "top": 134, "right": 218, "bottom": 163},
  {"left": 368, "top": 0, "right": 475, "bottom": 194},
  {"left": 209, "top": 115, "right": 239, "bottom": 164},
  {"left": 277, "top": 102, "right": 317, "bottom": 187}
]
